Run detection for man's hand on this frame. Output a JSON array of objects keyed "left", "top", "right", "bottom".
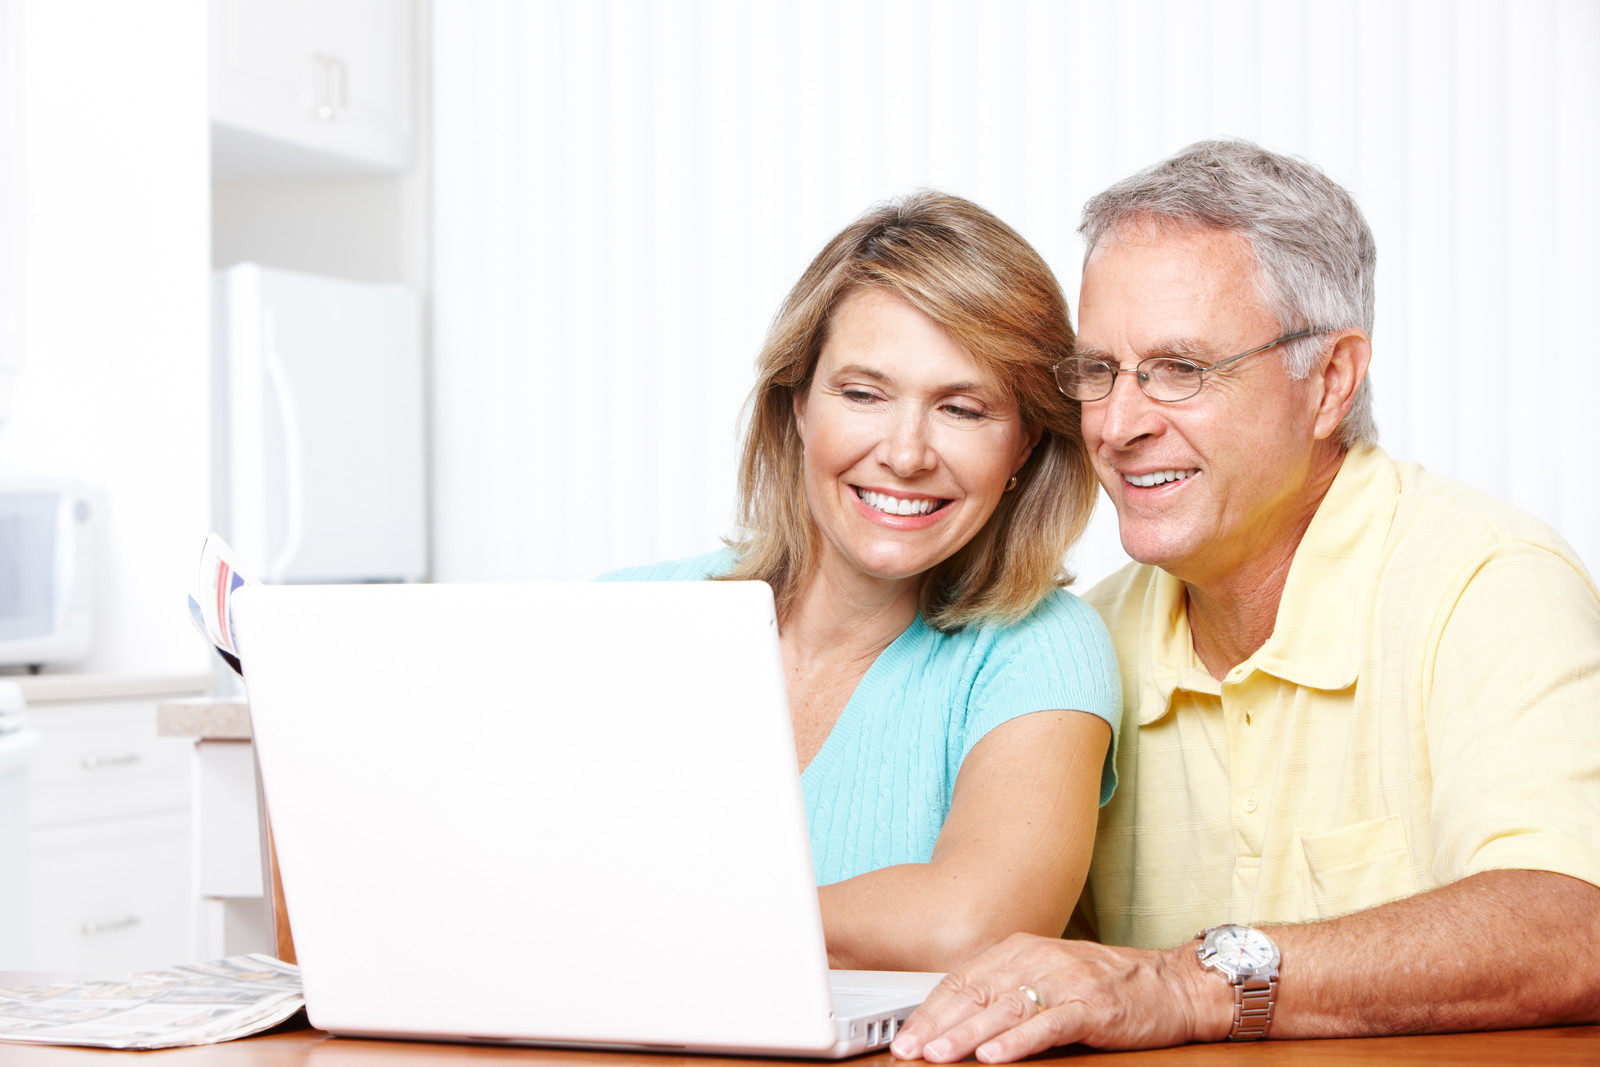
[{"left": 889, "top": 933, "right": 1231, "bottom": 1063}]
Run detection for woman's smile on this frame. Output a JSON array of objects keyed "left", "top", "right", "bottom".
[{"left": 853, "top": 486, "right": 953, "bottom": 522}]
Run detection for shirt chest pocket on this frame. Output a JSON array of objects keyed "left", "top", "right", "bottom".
[{"left": 1296, "top": 814, "right": 1420, "bottom": 920}]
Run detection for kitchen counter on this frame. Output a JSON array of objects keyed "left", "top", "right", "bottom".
[
  {"left": 2, "top": 673, "right": 210, "bottom": 705},
  {"left": 155, "top": 697, "right": 251, "bottom": 740}
]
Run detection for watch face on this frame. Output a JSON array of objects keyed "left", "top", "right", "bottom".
[{"left": 1200, "top": 925, "right": 1281, "bottom": 979}]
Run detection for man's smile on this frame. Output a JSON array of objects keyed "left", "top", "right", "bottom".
[{"left": 1122, "top": 468, "right": 1199, "bottom": 488}]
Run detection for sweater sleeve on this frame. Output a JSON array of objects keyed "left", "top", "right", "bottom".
[{"left": 961, "top": 589, "right": 1123, "bottom": 805}]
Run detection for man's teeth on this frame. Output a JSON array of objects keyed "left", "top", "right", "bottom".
[
  {"left": 858, "top": 489, "right": 941, "bottom": 516},
  {"left": 1125, "top": 469, "right": 1197, "bottom": 488}
]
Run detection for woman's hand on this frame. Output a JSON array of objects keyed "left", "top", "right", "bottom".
[{"left": 817, "top": 709, "right": 1110, "bottom": 971}]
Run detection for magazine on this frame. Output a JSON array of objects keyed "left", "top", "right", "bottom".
[
  {"left": 0, "top": 954, "right": 304, "bottom": 1049},
  {"left": 186, "top": 532, "right": 257, "bottom": 677}
]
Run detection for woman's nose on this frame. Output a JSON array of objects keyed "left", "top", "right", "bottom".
[{"left": 881, "top": 410, "right": 937, "bottom": 476}]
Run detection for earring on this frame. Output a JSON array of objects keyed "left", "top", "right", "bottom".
[{"left": 1004, "top": 476, "right": 1018, "bottom": 492}]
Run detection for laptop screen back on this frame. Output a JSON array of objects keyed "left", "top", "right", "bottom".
[{"left": 234, "top": 579, "right": 838, "bottom": 1052}]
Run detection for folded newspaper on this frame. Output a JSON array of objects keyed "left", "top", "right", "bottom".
[
  {"left": 0, "top": 954, "right": 304, "bottom": 1049},
  {"left": 187, "top": 532, "right": 257, "bottom": 677}
]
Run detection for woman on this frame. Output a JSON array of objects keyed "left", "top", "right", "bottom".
[{"left": 606, "top": 191, "right": 1119, "bottom": 971}]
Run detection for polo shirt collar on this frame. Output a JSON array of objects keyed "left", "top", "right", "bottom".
[{"left": 1136, "top": 443, "right": 1398, "bottom": 725}]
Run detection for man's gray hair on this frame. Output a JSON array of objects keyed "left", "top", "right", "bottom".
[{"left": 1079, "top": 139, "right": 1378, "bottom": 448}]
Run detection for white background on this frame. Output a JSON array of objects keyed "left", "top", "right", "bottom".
[
  {"left": 0, "top": 0, "right": 210, "bottom": 674},
  {"left": 431, "top": 0, "right": 1600, "bottom": 592},
  {"left": 0, "top": 1, "right": 1595, "bottom": 674}
]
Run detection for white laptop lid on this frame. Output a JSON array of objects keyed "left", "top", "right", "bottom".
[{"left": 234, "top": 580, "right": 846, "bottom": 1053}]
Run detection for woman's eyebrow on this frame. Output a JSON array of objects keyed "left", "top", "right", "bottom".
[
  {"left": 829, "top": 363, "right": 996, "bottom": 397},
  {"left": 829, "top": 363, "right": 892, "bottom": 383}
]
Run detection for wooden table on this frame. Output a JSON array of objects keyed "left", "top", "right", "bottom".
[{"left": 4, "top": 1017, "right": 1598, "bottom": 1065}]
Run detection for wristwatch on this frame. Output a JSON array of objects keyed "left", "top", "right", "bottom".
[{"left": 1195, "top": 924, "right": 1280, "bottom": 1041}]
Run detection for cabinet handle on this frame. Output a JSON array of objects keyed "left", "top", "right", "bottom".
[
  {"left": 311, "top": 53, "right": 346, "bottom": 121},
  {"left": 81, "top": 753, "right": 141, "bottom": 770},
  {"left": 81, "top": 915, "right": 142, "bottom": 936},
  {"left": 332, "top": 57, "right": 348, "bottom": 119},
  {"left": 313, "top": 52, "right": 335, "bottom": 120}
]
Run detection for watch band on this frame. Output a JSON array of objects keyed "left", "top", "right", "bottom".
[
  {"left": 1196, "top": 924, "right": 1280, "bottom": 1042},
  {"left": 1229, "top": 974, "right": 1277, "bottom": 1041}
]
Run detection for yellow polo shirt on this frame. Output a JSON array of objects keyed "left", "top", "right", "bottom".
[{"left": 1082, "top": 443, "right": 1600, "bottom": 950}]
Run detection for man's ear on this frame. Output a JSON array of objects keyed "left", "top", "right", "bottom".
[{"left": 1313, "top": 330, "right": 1371, "bottom": 441}]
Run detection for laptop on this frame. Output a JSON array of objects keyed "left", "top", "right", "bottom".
[{"left": 231, "top": 579, "right": 944, "bottom": 1057}]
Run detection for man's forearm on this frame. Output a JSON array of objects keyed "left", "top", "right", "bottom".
[
  {"left": 1265, "top": 869, "right": 1600, "bottom": 1038},
  {"left": 894, "top": 868, "right": 1600, "bottom": 1062}
]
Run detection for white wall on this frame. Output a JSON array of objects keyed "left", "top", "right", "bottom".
[
  {"left": 0, "top": 0, "right": 211, "bottom": 675},
  {"left": 430, "top": 0, "right": 1600, "bottom": 592},
  {"left": 0, "top": 0, "right": 20, "bottom": 421}
]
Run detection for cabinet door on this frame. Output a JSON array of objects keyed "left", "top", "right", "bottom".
[
  {"left": 210, "top": 0, "right": 414, "bottom": 174},
  {"left": 310, "top": 0, "right": 413, "bottom": 154},
  {"left": 27, "top": 813, "right": 194, "bottom": 972},
  {"left": 27, "top": 699, "right": 192, "bottom": 828}
]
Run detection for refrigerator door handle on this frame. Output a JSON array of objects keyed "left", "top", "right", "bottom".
[{"left": 261, "top": 311, "right": 305, "bottom": 582}]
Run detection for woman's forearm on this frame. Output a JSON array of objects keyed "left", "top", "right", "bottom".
[{"left": 817, "top": 710, "right": 1109, "bottom": 971}]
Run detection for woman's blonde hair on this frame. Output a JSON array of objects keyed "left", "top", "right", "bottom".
[{"left": 722, "top": 190, "right": 1097, "bottom": 631}]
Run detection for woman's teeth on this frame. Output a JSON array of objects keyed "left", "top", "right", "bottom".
[
  {"left": 857, "top": 489, "right": 942, "bottom": 516},
  {"left": 1125, "top": 469, "right": 1197, "bottom": 488}
]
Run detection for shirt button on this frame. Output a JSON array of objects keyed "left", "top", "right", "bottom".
[{"left": 1242, "top": 794, "right": 1259, "bottom": 814}]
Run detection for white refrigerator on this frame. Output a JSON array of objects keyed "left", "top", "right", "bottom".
[{"left": 211, "top": 264, "right": 426, "bottom": 584}]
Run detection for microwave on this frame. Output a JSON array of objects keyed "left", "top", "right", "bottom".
[{"left": 0, "top": 481, "right": 94, "bottom": 669}]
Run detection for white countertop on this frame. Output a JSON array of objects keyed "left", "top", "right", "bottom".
[{"left": 0, "top": 672, "right": 212, "bottom": 705}]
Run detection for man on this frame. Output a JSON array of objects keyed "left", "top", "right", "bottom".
[{"left": 891, "top": 139, "right": 1600, "bottom": 1060}]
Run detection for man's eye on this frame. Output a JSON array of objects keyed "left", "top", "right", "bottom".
[{"left": 1145, "top": 358, "right": 1202, "bottom": 383}]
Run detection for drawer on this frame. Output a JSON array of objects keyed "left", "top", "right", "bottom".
[
  {"left": 26, "top": 811, "right": 194, "bottom": 971},
  {"left": 26, "top": 699, "right": 192, "bottom": 827}
]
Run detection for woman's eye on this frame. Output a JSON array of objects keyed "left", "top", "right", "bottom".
[
  {"left": 841, "top": 388, "right": 880, "bottom": 404},
  {"left": 941, "top": 403, "right": 985, "bottom": 421}
]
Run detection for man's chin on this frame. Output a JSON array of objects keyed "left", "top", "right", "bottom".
[{"left": 1117, "top": 529, "right": 1199, "bottom": 574}]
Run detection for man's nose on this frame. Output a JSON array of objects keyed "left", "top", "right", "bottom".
[{"left": 1091, "top": 368, "right": 1164, "bottom": 449}]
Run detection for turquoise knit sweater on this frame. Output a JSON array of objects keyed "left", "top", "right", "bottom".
[{"left": 600, "top": 550, "right": 1121, "bottom": 886}]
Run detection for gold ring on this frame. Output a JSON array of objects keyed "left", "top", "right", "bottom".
[{"left": 1017, "top": 984, "right": 1044, "bottom": 1012}]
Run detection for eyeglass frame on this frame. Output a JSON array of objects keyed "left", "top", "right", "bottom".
[{"left": 1053, "top": 329, "right": 1322, "bottom": 403}]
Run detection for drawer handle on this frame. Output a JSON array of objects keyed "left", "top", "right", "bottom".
[
  {"left": 81, "top": 915, "right": 142, "bottom": 936},
  {"left": 81, "top": 753, "right": 141, "bottom": 770}
]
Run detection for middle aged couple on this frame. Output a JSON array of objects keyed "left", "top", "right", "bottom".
[{"left": 606, "top": 139, "right": 1600, "bottom": 1053}]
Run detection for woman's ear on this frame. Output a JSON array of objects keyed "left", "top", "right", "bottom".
[
  {"left": 1014, "top": 421, "right": 1044, "bottom": 474},
  {"left": 792, "top": 386, "right": 809, "bottom": 444}
]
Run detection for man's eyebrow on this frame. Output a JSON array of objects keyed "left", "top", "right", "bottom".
[{"left": 1076, "top": 338, "right": 1212, "bottom": 362}]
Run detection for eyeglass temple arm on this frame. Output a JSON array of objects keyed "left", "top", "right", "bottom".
[{"left": 1201, "top": 329, "right": 1320, "bottom": 373}]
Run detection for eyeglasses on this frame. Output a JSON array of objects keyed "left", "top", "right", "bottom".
[{"left": 1053, "top": 330, "right": 1320, "bottom": 403}]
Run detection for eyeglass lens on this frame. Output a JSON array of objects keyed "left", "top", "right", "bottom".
[{"left": 1056, "top": 357, "right": 1206, "bottom": 402}]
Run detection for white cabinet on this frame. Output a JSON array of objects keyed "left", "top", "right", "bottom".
[
  {"left": 210, "top": 0, "right": 415, "bottom": 175},
  {"left": 23, "top": 695, "right": 197, "bottom": 971}
]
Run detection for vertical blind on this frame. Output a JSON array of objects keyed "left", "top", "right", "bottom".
[{"left": 431, "top": 0, "right": 1600, "bottom": 588}]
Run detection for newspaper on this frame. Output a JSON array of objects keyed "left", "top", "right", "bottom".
[
  {"left": 0, "top": 954, "right": 304, "bottom": 1049},
  {"left": 186, "top": 532, "right": 257, "bottom": 677}
]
